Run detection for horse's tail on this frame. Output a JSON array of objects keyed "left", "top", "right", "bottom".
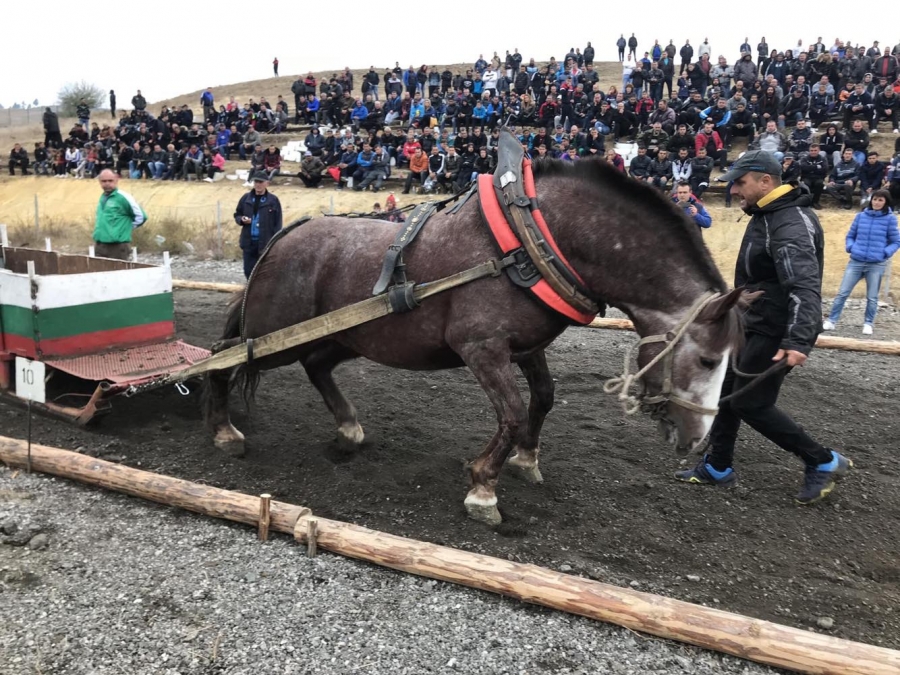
[{"left": 201, "top": 292, "right": 260, "bottom": 429}]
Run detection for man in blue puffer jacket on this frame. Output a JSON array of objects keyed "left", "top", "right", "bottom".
[{"left": 824, "top": 189, "right": 900, "bottom": 335}]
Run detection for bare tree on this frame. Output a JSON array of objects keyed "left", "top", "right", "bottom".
[{"left": 57, "top": 81, "right": 105, "bottom": 116}]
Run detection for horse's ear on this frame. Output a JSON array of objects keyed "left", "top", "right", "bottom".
[{"left": 699, "top": 287, "right": 759, "bottom": 322}]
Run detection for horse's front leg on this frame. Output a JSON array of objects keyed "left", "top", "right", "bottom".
[
  {"left": 456, "top": 339, "right": 527, "bottom": 526},
  {"left": 508, "top": 349, "right": 554, "bottom": 484}
]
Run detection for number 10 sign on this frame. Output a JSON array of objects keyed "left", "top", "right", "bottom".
[{"left": 15, "top": 357, "right": 46, "bottom": 404}]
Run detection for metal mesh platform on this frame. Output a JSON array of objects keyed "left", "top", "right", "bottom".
[{"left": 44, "top": 341, "right": 211, "bottom": 384}]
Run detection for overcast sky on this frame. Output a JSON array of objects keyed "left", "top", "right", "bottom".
[{"left": 1, "top": 3, "right": 892, "bottom": 108}]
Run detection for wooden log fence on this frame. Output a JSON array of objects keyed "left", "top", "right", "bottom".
[{"left": 1, "top": 435, "right": 898, "bottom": 675}]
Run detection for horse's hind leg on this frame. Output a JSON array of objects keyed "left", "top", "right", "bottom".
[
  {"left": 508, "top": 349, "right": 554, "bottom": 484},
  {"left": 457, "top": 339, "right": 527, "bottom": 526},
  {"left": 302, "top": 342, "right": 364, "bottom": 445}
]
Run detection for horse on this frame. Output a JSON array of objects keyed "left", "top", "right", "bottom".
[{"left": 203, "top": 156, "right": 750, "bottom": 526}]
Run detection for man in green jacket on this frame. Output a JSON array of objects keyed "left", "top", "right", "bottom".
[{"left": 94, "top": 169, "right": 147, "bottom": 260}]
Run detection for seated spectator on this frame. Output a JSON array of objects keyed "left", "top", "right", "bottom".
[
  {"left": 149, "top": 143, "right": 166, "bottom": 179},
  {"left": 826, "top": 147, "right": 861, "bottom": 209},
  {"left": 65, "top": 144, "right": 83, "bottom": 176},
  {"left": 781, "top": 153, "right": 800, "bottom": 182},
  {"left": 728, "top": 101, "right": 755, "bottom": 146},
  {"left": 799, "top": 144, "right": 829, "bottom": 208},
  {"left": 875, "top": 87, "right": 899, "bottom": 133},
  {"left": 667, "top": 123, "right": 695, "bottom": 157},
  {"left": 438, "top": 146, "right": 461, "bottom": 192},
  {"left": 649, "top": 100, "right": 676, "bottom": 135},
  {"left": 354, "top": 144, "right": 389, "bottom": 192},
  {"left": 787, "top": 118, "right": 813, "bottom": 155},
  {"left": 181, "top": 144, "right": 204, "bottom": 181},
  {"left": 305, "top": 127, "right": 325, "bottom": 157},
  {"left": 821, "top": 123, "right": 844, "bottom": 167},
  {"left": 858, "top": 151, "right": 887, "bottom": 207},
  {"left": 628, "top": 146, "right": 652, "bottom": 180},
  {"left": 750, "top": 120, "right": 785, "bottom": 161},
  {"left": 9, "top": 143, "right": 30, "bottom": 175},
  {"left": 243, "top": 127, "right": 261, "bottom": 158},
  {"left": 402, "top": 147, "right": 429, "bottom": 194},
  {"left": 203, "top": 149, "right": 225, "bottom": 182},
  {"left": 262, "top": 144, "right": 281, "bottom": 180},
  {"left": 648, "top": 148, "right": 673, "bottom": 190},
  {"left": 778, "top": 88, "right": 808, "bottom": 128},
  {"left": 842, "top": 82, "right": 877, "bottom": 132},
  {"left": 672, "top": 181, "right": 712, "bottom": 229},
  {"left": 299, "top": 151, "right": 325, "bottom": 188},
  {"left": 809, "top": 83, "right": 834, "bottom": 128},
  {"left": 638, "top": 121, "right": 669, "bottom": 159},
  {"left": 695, "top": 119, "right": 728, "bottom": 168},
  {"left": 843, "top": 119, "right": 870, "bottom": 166},
  {"left": 335, "top": 143, "right": 358, "bottom": 190},
  {"left": 671, "top": 147, "right": 692, "bottom": 183},
  {"left": 604, "top": 148, "right": 625, "bottom": 172},
  {"left": 32, "top": 142, "right": 50, "bottom": 176},
  {"left": 689, "top": 146, "right": 714, "bottom": 198}
]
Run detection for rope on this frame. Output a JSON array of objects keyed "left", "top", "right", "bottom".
[{"left": 603, "top": 292, "right": 720, "bottom": 415}]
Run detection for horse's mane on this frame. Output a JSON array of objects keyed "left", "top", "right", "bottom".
[{"left": 531, "top": 157, "right": 726, "bottom": 291}]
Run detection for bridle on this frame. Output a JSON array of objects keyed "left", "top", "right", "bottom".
[
  {"left": 604, "top": 291, "right": 790, "bottom": 419},
  {"left": 603, "top": 292, "right": 722, "bottom": 417}
]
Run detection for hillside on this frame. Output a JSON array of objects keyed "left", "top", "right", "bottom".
[{"left": 152, "top": 61, "right": 623, "bottom": 110}]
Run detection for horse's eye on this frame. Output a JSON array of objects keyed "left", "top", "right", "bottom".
[{"left": 699, "top": 357, "right": 719, "bottom": 370}]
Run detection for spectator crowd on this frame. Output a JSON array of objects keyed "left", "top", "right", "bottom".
[{"left": 7, "top": 35, "right": 900, "bottom": 207}]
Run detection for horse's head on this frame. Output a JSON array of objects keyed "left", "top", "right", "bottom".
[{"left": 631, "top": 288, "right": 759, "bottom": 455}]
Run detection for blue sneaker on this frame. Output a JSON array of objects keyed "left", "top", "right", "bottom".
[
  {"left": 796, "top": 451, "right": 853, "bottom": 505},
  {"left": 675, "top": 454, "right": 738, "bottom": 487}
]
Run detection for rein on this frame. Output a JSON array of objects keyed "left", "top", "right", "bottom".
[{"left": 603, "top": 293, "right": 722, "bottom": 416}]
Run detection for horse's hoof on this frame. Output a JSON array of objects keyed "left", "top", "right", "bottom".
[
  {"left": 214, "top": 439, "right": 246, "bottom": 458},
  {"left": 508, "top": 453, "right": 544, "bottom": 484},
  {"left": 214, "top": 425, "right": 246, "bottom": 457},
  {"left": 337, "top": 422, "right": 365, "bottom": 445},
  {"left": 464, "top": 490, "right": 502, "bottom": 526}
]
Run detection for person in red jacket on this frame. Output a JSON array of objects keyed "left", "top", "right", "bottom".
[
  {"left": 694, "top": 119, "right": 727, "bottom": 169},
  {"left": 400, "top": 131, "right": 421, "bottom": 168}
]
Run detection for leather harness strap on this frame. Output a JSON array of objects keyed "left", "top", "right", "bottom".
[{"left": 372, "top": 201, "right": 437, "bottom": 296}]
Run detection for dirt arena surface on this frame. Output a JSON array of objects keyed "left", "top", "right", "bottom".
[{"left": 3, "top": 285, "right": 898, "bottom": 654}]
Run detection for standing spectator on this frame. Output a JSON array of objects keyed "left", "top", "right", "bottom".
[
  {"left": 76, "top": 99, "right": 91, "bottom": 130},
  {"left": 616, "top": 35, "right": 626, "bottom": 62},
  {"left": 201, "top": 87, "right": 215, "bottom": 124},
  {"left": 757, "top": 37, "right": 769, "bottom": 60},
  {"left": 43, "top": 107, "right": 62, "bottom": 148},
  {"left": 8, "top": 143, "right": 30, "bottom": 175},
  {"left": 672, "top": 181, "right": 711, "bottom": 229},
  {"left": 799, "top": 144, "right": 828, "bottom": 209},
  {"left": 109, "top": 90, "right": 116, "bottom": 118},
  {"left": 132, "top": 90, "right": 147, "bottom": 111},
  {"left": 273, "top": 57, "right": 279, "bottom": 76},
  {"left": 680, "top": 40, "right": 693, "bottom": 70},
  {"left": 823, "top": 190, "right": 899, "bottom": 335},
  {"left": 93, "top": 169, "right": 146, "bottom": 260},
  {"left": 234, "top": 172, "right": 282, "bottom": 279},
  {"left": 627, "top": 34, "right": 638, "bottom": 61},
  {"left": 698, "top": 38, "right": 711, "bottom": 59},
  {"left": 584, "top": 41, "right": 595, "bottom": 66}
]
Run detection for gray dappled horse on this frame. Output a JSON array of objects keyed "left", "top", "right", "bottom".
[{"left": 203, "top": 157, "right": 750, "bottom": 526}]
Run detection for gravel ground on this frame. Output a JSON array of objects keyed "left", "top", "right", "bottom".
[{"left": 0, "top": 467, "right": 784, "bottom": 675}]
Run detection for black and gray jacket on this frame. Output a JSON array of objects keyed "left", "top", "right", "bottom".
[{"left": 735, "top": 186, "right": 824, "bottom": 354}]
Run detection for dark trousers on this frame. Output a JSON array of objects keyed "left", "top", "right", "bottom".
[
  {"left": 242, "top": 241, "right": 260, "bottom": 279},
  {"left": 299, "top": 173, "right": 322, "bottom": 188},
  {"left": 95, "top": 241, "right": 131, "bottom": 260},
  {"left": 802, "top": 177, "right": 825, "bottom": 205},
  {"left": 708, "top": 332, "right": 831, "bottom": 471}
]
